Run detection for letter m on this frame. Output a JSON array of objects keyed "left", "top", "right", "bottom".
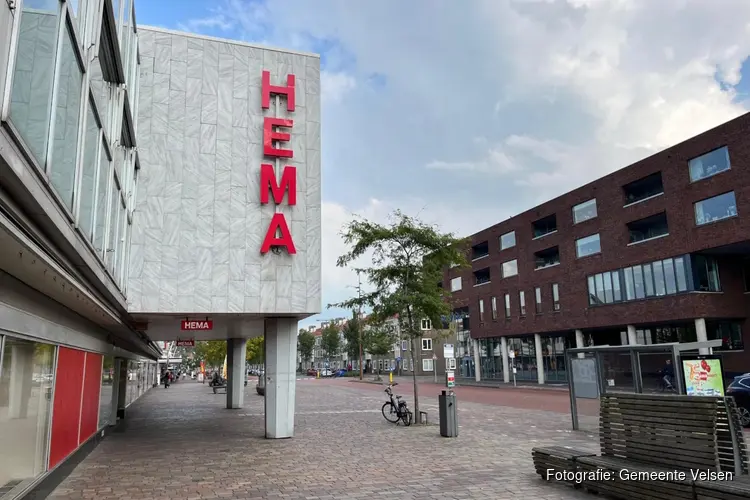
[{"left": 260, "top": 164, "right": 297, "bottom": 205}]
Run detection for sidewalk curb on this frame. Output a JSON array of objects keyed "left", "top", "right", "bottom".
[{"left": 348, "top": 379, "right": 386, "bottom": 385}]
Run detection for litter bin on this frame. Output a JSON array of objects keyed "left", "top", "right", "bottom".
[
  {"left": 256, "top": 374, "right": 265, "bottom": 396},
  {"left": 438, "top": 390, "right": 458, "bottom": 437}
]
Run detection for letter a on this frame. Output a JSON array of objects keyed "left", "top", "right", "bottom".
[{"left": 260, "top": 213, "right": 296, "bottom": 254}]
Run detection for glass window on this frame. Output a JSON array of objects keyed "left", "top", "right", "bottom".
[
  {"left": 595, "top": 274, "right": 605, "bottom": 303},
  {"left": 552, "top": 283, "right": 560, "bottom": 310},
  {"left": 106, "top": 176, "right": 120, "bottom": 271},
  {"left": 623, "top": 267, "right": 635, "bottom": 300},
  {"left": 0, "top": 337, "right": 55, "bottom": 490},
  {"left": 652, "top": 260, "right": 666, "bottom": 296},
  {"left": 501, "top": 259, "right": 518, "bottom": 278},
  {"left": 89, "top": 51, "right": 110, "bottom": 136},
  {"left": 450, "top": 277, "right": 462, "bottom": 292},
  {"left": 587, "top": 276, "right": 597, "bottom": 305},
  {"left": 663, "top": 259, "right": 677, "bottom": 295},
  {"left": 421, "top": 338, "right": 432, "bottom": 351},
  {"left": 491, "top": 296, "right": 497, "bottom": 320},
  {"left": 576, "top": 234, "right": 601, "bottom": 258},
  {"left": 633, "top": 265, "right": 645, "bottom": 299},
  {"left": 643, "top": 263, "right": 655, "bottom": 297},
  {"left": 602, "top": 272, "right": 613, "bottom": 303},
  {"left": 478, "top": 299, "right": 484, "bottom": 322},
  {"left": 572, "top": 199, "right": 597, "bottom": 224},
  {"left": 9, "top": 1, "right": 62, "bottom": 166},
  {"left": 504, "top": 294, "right": 511, "bottom": 318},
  {"left": 612, "top": 271, "right": 622, "bottom": 301},
  {"left": 78, "top": 100, "right": 100, "bottom": 240},
  {"left": 99, "top": 355, "right": 114, "bottom": 428},
  {"left": 422, "top": 359, "right": 434, "bottom": 372},
  {"left": 93, "top": 141, "right": 110, "bottom": 257},
  {"left": 693, "top": 255, "right": 721, "bottom": 292},
  {"left": 49, "top": 23, "right": 84, "bottom": 211},
  {"left": 112, "top": 0, "right": 122, "bottom": 25},
  {"left": 535, "top": 287, "right": 542, "bottom": 313},
  {"left": 519, "top": 291, "right": 526, "bottom": 316},
  {"left": 695, "top": 192, "right": 738, "bottom": 226},
  {"left": 689, "top": 146, "right": 730, "bottom": 182},
  {"left": 500, "top": 231, "right": 516, "bottom": 250},
  {"left": 707, "top": 321, "right": 743, "bottom": 351},
  {"left": 116, "top": 200, "right": 127, "bottom": 283},
  {"left": 674, "top": 256, "right": 688, "bottom": 292}
]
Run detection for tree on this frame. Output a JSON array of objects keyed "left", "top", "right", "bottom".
[
  {"left": 193, "top": 340, "right": 226, "bottom": 368},
  {"left": 341, "top": 311, "right": 366, "bottom": 378},
  {"left": 330, "top": 209, "right": 468, "bottom": 423},
  {"left": 320, "top": 324, "right": 341, "bottom": 361},
  {"left": 298, "top": 331, "right": 316, "bottom": 367},
  {"left": 246, "top": 337, "right": 264, "bottom": 365},
  {"left": 366, "top": 320, "right": 396, "bottom": 381}
]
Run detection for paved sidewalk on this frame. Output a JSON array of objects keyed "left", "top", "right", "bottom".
[{"left": 49, "top": 380, "right": 598, "bottom": 499}]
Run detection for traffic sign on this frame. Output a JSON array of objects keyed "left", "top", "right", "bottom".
[
  {"left": 432, "top": 354, "right": 438, "bottom": 360},
  {"left": 508, "top": 349, "right": 516, "bottom": 359}
]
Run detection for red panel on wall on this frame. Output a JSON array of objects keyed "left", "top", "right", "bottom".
[
  {"left": 79, "top": 353, "right": 102, "bottom": 444},
  {"left": 49, "top": 347, "right": 85, "bottom": 469}
]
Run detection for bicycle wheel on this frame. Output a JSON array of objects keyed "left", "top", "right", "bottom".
[
  {"left": 401, "top": 409, "right": 413, "bottom": 427},
  {"left": 382, "top": 402, "right": 399, "bottom": 423}
]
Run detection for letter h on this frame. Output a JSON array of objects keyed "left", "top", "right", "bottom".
[{"left": 262, "top": 70, "right": 295, "bottom": 111}]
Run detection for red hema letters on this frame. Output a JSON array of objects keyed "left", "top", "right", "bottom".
[{"left": 260, "top": 71, "right": 297, "bottom": 255}]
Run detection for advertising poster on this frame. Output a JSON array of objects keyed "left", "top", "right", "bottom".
[{"left": 681, "top": 357, "right": 725, "bottom": 396}]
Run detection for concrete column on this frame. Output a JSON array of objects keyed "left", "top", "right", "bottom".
[
  {"left": 575, "top": 329, "right": 585, "bottom": 359},
  {"left": 695, "top": 318, "right": 709, "bottom": 355},
  {"left": 627, "top": 325, "right": 638, "bottom": 345},
  {"left": 472, "top": 338, "right": 481, "bottom": 382},
  {"left": 534, "top": 333, "right": 545, "bottom": 385},
  {"left": 500, "top": 336, "right": 510, "bottom": 383},
  {"left": 226, "top": 338, "right": 247, "bottom": 409},
  {"left": 265, "top": 318, "right": 298, "bottom": 439}
]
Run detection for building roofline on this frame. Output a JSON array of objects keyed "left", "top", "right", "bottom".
[{"left": 139, "top": 25, "right": 321, "bottom": 59}]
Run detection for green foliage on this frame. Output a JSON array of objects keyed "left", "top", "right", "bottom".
[
  {"left": 193, "top": 340, "right": 226, "bottom": 368},
  {"left": 328, "top": 209, "right": 469, "bottom": 420},
  {"left": 320, "top": 324, "right": 341, "bottom": 358},
  {"left": 366, "top": 320, "right": 396, "bottom": 357},
  {"left": 246, "top": 337, "right": 264, "bottom": 364},
  {"left": 341, "top": 310, "right": 363, "bottom": 360},
  {"left": 297, "top": 331, "right": 316, "bottom": 362}
]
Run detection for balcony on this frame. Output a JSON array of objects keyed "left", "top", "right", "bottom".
[
  {"left": 534, "top": 246, "right": 560, "bottom": 270},
  {"left": 628, "top": 212, "right": 669, "bottom": 245},
  {"left": 471, "top": 241, "right": 489, "bottom": 261},
  {"left": 532, "top": 214, "right": 557, "bottom": 239},
  {"left": 623, "top": 172, "right": 664, "bottom": 207},
  {"left": 473, "top": 267, "right": 491, "bottom": 286}
]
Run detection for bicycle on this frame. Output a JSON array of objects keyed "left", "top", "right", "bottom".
[{"left": 382, "top": 383, "right": 412, "bottom": 426}]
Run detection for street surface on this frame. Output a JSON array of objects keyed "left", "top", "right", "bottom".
[{"left": 49, "top": 379, "right": 598, "bottom": 499}]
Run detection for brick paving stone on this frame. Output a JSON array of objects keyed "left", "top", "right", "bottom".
[{"left": 48, "top": 379, "right": 599, "bottom": 500}]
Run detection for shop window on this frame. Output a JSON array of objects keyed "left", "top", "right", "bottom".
[
  {"left": 491, "top": 296, "right": 497, "bottom": 320},
  {"left": 519, "top": 291, "right": 526, "bottom": 316},
  {"left": 706, "top": 321, "right": 743, "bottom": 351},
  {"left": 689, "top": 146, "right": 731, "bottom": 182},
  {"left": 695, "top": 192, "right": 737, "bottom": 226},
  {"left": 504, "top": 294, "right": 511, "bottom": 318},
  {"left": 422, "top": 359, "right": 434, "bottom": 372},
  {"left": 50, "top": 22, "right": 84, "bottom": 211},
  {"left": 501, "top": 259, "right": 518, "bottom": 278},
  {"left": 576, "top": 233, "right": 601, "bottom": 258},
  {"left": 0, "top": 337, "right": 56, "bottom": 489},
  {"left": 572, "top": 199, "right": 597, "bottom": 224},
  {"left": 534, "top": 287, "right": 542, "bottom": 313},
  {"left": 8, "top": 1, "right": 62, "bottom": 167},
  {"left": 500, "top": 231, "right": 516, "bottom": 250},
  {"left": 98, "top": 356, "right": 115, "bottom": 428},
  {"left": 421, "top": 338, "right": 432, "bottom": 351}
]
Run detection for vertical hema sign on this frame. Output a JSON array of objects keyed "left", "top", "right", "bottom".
[{"left": 260, "top": 70, "right": 297, "bottom": 255}]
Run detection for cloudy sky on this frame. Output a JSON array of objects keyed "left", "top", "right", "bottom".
[{"left": 137, "top": 0, "right": 750, "bottom": 328}]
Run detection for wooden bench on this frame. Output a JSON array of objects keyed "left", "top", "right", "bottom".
[
  {"left": 577, "top": 393, "right": 743, "bottom": 500},
  {"left": 212, "top": 384, "right": 227, "bottom": 394},
  {"left": 531, "top": 446, "right": 596, "bottom": 487}
]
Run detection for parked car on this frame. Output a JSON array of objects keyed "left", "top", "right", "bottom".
[
  {"left": 726, "top": 373, "right": 750, "bottom": 427},
  {"left": 333, "top": 369, "right": 347, "bottom": 377},
  {"left": 306, "top": 368, "right": 318, "bottom": 376},
  {"left": 320, "top": 368, "right": 333, "bottom": 377}
]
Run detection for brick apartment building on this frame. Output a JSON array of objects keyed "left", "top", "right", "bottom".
[{"left": 444, "top": 112, "right": 750, "bottom": 385}]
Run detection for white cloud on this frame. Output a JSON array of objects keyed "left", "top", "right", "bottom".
[{"left": 176, "top": 0, "right": 750, "bottom": 327}]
